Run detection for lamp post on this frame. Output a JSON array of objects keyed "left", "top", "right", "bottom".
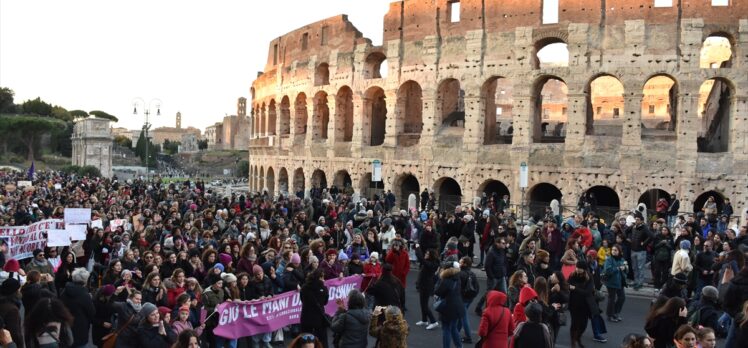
[
  {"left": 132, "top": 98, "right": 161, "bottom": 180},
  {"left": 519, "top": 161, "right": 528, "bottom": 225}
]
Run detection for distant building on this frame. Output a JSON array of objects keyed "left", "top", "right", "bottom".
[
  {"left": 205, "top": 122, "right": 224, "bottom": 150},
  {"left": 132, "top": 112, "right": 201, "bottom": 145},
  {"left": 180, "top": 133, "right": 199, "bottom": 153},
  {"left": 204, "top": 97, "right": 249, "bottom": 150},
  {"left": 72, "top": 117, "right": 113, "bottom": 177}
]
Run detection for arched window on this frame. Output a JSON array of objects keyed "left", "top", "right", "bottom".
[
  {"left": 697, "top": 78, "right": 732, "bottom": 153},
  {"left": 313, "top": 91, "right": 329, "bottom": 140},
  {"left": 294, "top": 93, "right": 308, "bottom": 135},
  {"left": 364, "top": 87, "right": 387, "bottom": 146},
  {"left": 700, "top": 35, "right": 733, "bottom": 68},
  {"left": 588, "top": 75, "right": 624, "bottom": 136},
  {"left": 641, "top": 75, "right": 677, "bottom": 136},
  {"left": 533, "top": 76, "right": 567, "bottom": 143},
  {"left": 315, "top": 63, "right": 330, "bottom": 86},
  {"left": 535, "top": 39, "right": 568, "bottom": 69},
  {"left": 335, "top": 86, "right": 354, "bottom": 142},
  {"left": 279, "top": 96, "right": 291, "bottom": 136},
  {"left": 364, "top": 52, "right": 387, "bottom": 79},
  {"left": 267, "top": 100, "right": 277, "bottom": 135},
  {"left": 397, "top": 81, "right": 423, "bottom": 146},
  {"left": 483, "top": 77, "right": 513, "bottom": 144},
  {"left": 438, "top": 78, "right": 464, "bottom": 128}
]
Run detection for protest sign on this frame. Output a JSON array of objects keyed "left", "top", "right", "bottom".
[
  {"left": 110, "top": 219, "right": 125, "bottom": 229},
  {"left": 64, "top": 208, "right": 91, "bottom": 224},
  {"left": 17, "top": 181, "right": 32, "bottom": 188},
  {"left": 213, "top": 275, "right": 363, "bottom": 339},
  {"left": 66, "top": 224, "right": 88, "bottom": 241},
  {"left": 47, "top": 229, "right": 71, "bottom": 247},
  {"left": 91, "top": 219, "right": 103, "bottom": 229},
  {"left": 54, "top": 183, "right": 62, "bottom": 190},
  {"left": 0, "top": 219, "right": 64, "bottom": 259}
]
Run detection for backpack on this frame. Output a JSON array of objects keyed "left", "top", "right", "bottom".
[{"left": 462, "top": 270, "right": 479, "bottom": 299}]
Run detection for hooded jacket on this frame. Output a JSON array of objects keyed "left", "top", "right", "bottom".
[
  {"left": 512, "top": 286, "right": 538, "bottom": 326},
  {"left": 369, "top": 308, "right": 409, "bottom": 348},
  {"left": 59, "top": 281, "right": 96, "bottom": 347},
  {"left": 434, "top": 267, "right": 465, "bottom": 321},
  {"left": 478, "top": 291, "right": 514, "bottom": 348},
  {"left": 331, "top": 307, "right": 371, "bottom": 348},
  {"left": 721, "top": 267, "right": 748, "bottom": 318}
]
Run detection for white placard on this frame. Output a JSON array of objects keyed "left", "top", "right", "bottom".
[
  {"left": 66, "top": 224, "right": 87, "bottom": 241},
  {"left": 64, "top": 208, "right": 91, "bottom": 224},
  {"left": 372, "top": 160, "right": 382, "bottom": 182},
  {"left": 54, "top": 183, "right": 62, "bottom": 190},
  {"left": 17, "top": 181, "right": 32, "bottom": 188},
  {"left": 110, "top": 219, "right": 125, "bottom": 229},
  {"left": 91, "top": 219, "right": 103, "bottom": 229},
  {"left": 47, "top": 229, "right": 71, "bottom": 247},
  {"left": 519, "top": 162, "right": 529, "bottom": 189}
]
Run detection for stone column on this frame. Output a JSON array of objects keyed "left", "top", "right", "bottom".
[
  {"left": 621, "top": 92, "right": 643, "bottom": 170},
  {"left": 511, "top": 94, "right": 535, "bottom": 146},
  {"left": 326, "top": 93, "right": 337, "bottom": 147},
  {"left": 384, "top": 91, "right": 398, "bottom": 147},
  {"left": 419, "top": 94, "right": 438, "bottom": 161},
  {"left": 463, "top": 95, "right": 483, "bottom": 150},
  {"left": 676, "top": 93, "right": 699, "bottom": 176},
  {"left": 351, "top": 94, "right": 365, "bottom": 157},
  {"left": 564, "top": 92, "right": 588, "bottom": 152}
]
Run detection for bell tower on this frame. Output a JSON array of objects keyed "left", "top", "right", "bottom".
[{"left": 176, "top": 111, "right": 182, "bottom": 129}]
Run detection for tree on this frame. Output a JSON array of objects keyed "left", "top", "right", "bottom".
[
  {"left": 20, "top": 97, "right": 53, "bottom": 116},
  {"left": 0, "top": 87, "right": 15, "bottom": 113},
  {"left": 114, "top": 135, "right": 132, "bottom": 148},
  {"left": 237, "top": 160, "right": 249, "bottom": 177},
  {"left": 134, "top": 127, "right": 157, "bottom": 168},
  {"left": 51, "top": 106, "right": 73, "bottom": 121},
  {"left": 0, "top": 115, "right": 65, "bottom": 161},
  {"left": 69, "top": 110, "right": 88, "bottom": 118},
  {"left": 197, "top": 139, "right": 208, "bottom": 150},
  {"left": 88, "top": 110, "right": 119, "bottom": 123},
  {"left": 162, "top": 139, "right": 180, "bottom": 155}
]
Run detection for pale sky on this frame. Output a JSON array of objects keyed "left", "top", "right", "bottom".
[{"left": 0, "top": 0, "right": 392, "bottom": 131}]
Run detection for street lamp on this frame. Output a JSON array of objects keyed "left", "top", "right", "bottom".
[
  {"left": 132, "top": 98, "right": 161, "bottom": 180},
  {"left": 519, "top": 161, "right": 528, "bottom": 225}
]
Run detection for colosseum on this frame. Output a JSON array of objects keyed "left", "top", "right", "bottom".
[{"left": 248, "top": 0, "right": 748, "bottom": 221}]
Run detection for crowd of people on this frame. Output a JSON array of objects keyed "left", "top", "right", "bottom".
[{"left": 0, "top": 169, "right": 747, "bottom": 348}]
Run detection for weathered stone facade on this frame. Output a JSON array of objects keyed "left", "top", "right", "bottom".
[
  {"left": 249, "top": 1, "right": 748, "bottom": 219},
  {"left": 72, "top": 117, "right": 113, "bottom": 177}
]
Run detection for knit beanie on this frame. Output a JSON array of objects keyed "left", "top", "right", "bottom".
[
  {"left": 252, "top": 264, "right": 264, "bottom": 275},
  {"left": 141, "top": 303, "right": 158, "bottom": 318},
  {"left": 701, "top": 285, "right": 719, "bottom": 300},
  {"left": 680, "top": 240, "right": 691, "bottom": 250},
  {"left": 213, "top": 263, "right": 225, "bottom": 272},
  {"left": 290, "top": 253, "right": 301, "bottom": 265},
  {"left": 218, "top": 253, "right": 232, "bottom": 265},
  {"left": 525, "top": 302, "right": 543, "bottom": 323}
]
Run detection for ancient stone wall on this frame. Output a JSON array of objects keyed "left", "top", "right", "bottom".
[{"left": 249, "top": 1, "right": 748, "bottom": 221}]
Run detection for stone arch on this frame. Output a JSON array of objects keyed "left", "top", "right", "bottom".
[
  {"left": 528, "top": 182, "right": 563, "bottom": 217},
  {"left": 335, "top": 86, "right": 354, "bottom": 142},
  {"left": 700, "top": 32, "right": 734, "bottom": 68},
  {"left": 259, "top": 102, "right": 267, "bottom": 136},
  {"left": 364, "top": 52, "right": 387, "bottom": 79},
  {"left": 363, "top": 86, "right": 387, "bottom": 146},
  {"left": 396, "top": 80, "right": 423, "bottom": 146},
  {"left": 311, "top": 169, "right": 327, "bottom": 190},
  {"left": 532, "top": 75, "right": 568, "bottom": 143},
  {"left": 359, "top": 172, "right": 384, "bottom": 201},
  {"left": 482, "top": 76, "right": 513, "bottom": 144},
  {"left": 434, "top": 177, "right": 462, "bottom": 212},
  {"left": 394, "top": 173, "right": 420, "bottom": 210},
  {"left": 437, "top": 78, "right": 465, "bottom": 130},
  {"left": 259, "top": 166, "right": 265, "bottom": 193},
  {"left": 294, "top": 93, "right": 308, "bottom": 135},
  {"left": 267, "top": 99, "right": 277, "bottom": 135},
  {"left": 641, "top": 74, "right": 678, "bottom": 134},
  {"left": 314, "top": 63, "right": 330, "bottom": 86},
  {"left": 638, "top": 188, "right": 671, "bottom": 214},
  {"left": 533, "top": 36, "right": 569, "bottom": 69},
  {"left": 478, "top": 179, "right": 510, "bottom": 201},
  {"left": 586, "top": 74, "right": 625, "bottom": 136},
  {"left": 697, "top": 77, "right": 734, "bottom": 153},
  {"left": 312, "top": 91, "right": 329, "bottom": 140},
  {"left": 333, "top": 170, "right": 352, "bottom": 191},
  {"left": 693, "top": 190, "right": 726, "bottom": 215},
  {"left": 266, "top": 167, "right": 275, "bottom": 196},
  {"left": 278, "top": 167, "right": 289, "bottom": 195},
  {"left": 279, "top": 96, "right": 291, "bottom": 135},
  {"left": 293, "top": 167, "right": 305, "bottom": 196},
  {"left": 582, "top": 185, "right": 621, "bottom": 220}
]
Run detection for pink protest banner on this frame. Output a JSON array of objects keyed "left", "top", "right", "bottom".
[
  {"left": 0, "top": 219, "right": 64, "bottom": 260},
  {"left": 213, "top": 274, "right": 363, "bottom": 339}
]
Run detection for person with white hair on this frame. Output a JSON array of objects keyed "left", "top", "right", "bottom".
[{"left": 59, "top": 268, "right": 95, "bottom": 347}]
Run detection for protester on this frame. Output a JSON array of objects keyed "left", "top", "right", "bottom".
[
  {"left": 696, "top": 327, "right": 716, "bottom": 348},
  {"left": 24, "top": 298, "right": 74, "bottom": 347},
  {"left": 673, "top": 324, "right": 697, "bottom": 348},
  {"left": 368, "top": 305, "right": 408, "bottom": 348},
  {"left": 434, "top": 260, "right": 464, "bottom": 348},
  {"left": 299, "top": 269, "right": 329, "bottom": 348},
  {"left": 603, "top": 244, "right": 627, "bottom": 322},
  {"left": 0, "top": 278, "right": 24, "bottom": 348},
  {"left": 415, "top": 248, "right": 439, "bottom": 330},
  {"left": 511, "top": 302, "right": 553, "bottom": 348},
  {"left": 58, "top": 268, "right": 95, "bottom": 347},
  {"left": 172, "top": 329, "right": 201, "bottom": 348},
  {"left": 477, "top": 290, "right": 513, "bottom": 348},
  {"left": 330, "top": 289, "right": 370, "bottom": 348},
  {"left": 644, "top": 297, "right": 688, "bottom": 348},
  {"left": 456, "top": 256, "right": 479, "bottom": 343}
]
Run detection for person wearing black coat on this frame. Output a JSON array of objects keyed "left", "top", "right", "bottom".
[
  {"left": 135, "top": 303, "right": 176, "bottom": 348},
  {"left": 92, "top": 285, "right": 117, "bottom": 347},
  {"left": 568, "top": 261, "right": 600, "bottom": 348},
  {"left": 281, "top": 263, "right": 305, "bottom": 292},
  {"left": 415, "top": 248, "right": 439, "bottom": 327},
  {"left": 20, "top": 275, "right": 56, "bottom": 317},
  {"left": 721, "top": 265, "right": 748, "bottom": 348},
  {"left": 644, "top": 297, "right": 688, "bottom": 348},
  {"left": 366, "top": 264, "right": 404, "bottom": 310},
  {"left": 58, "top": 269, "right": 95, "bottom": 348},
  {"left": 330, "top": 289, "right": 371, "bottom": 348},
  {"left": 434, "top": 261, "right": 465, "bottom": 348},
  {"left": 475, "top": 238, "right": 508, "bottom": 314},
  {"left": 300, "top": 269, "right": 330, "bottom": 348}
]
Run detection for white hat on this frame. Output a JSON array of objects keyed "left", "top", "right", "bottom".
[
  {"left": 369, "top": 252, "right": 379, "bottom": 261},
  {"left": 221, "top": 272, "right": 237, "bottom": 283}
]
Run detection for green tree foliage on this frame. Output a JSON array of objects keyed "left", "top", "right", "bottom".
[
  {"left": 237, "top": 160, "right": 249, "bottom": 177},
  {"left": 162, "top": 139, "right": 180, "bottom": 155},
  {"left": 69, "top": 110, "right": 88, "bottom": 118},
  {"left": 0, "top": 115, "right": 65, "bottom": 161},
  {"left": 0, "top": 87, "right": 16, "bottom": 113},
  {"left": 60, "top": 165, "right": 101, "bottom": 177},
  {"left": 49, "top": 121, "right": 74, "bottom": 157},
  {"left": 51, "top": 106, "right": 73, "bottom": 121},
  {"left": 197, "top": 139, "right": 208, "bottom": 150},
  {"left": 88, "top": 110, "right": 119, "bottom": 123},
  {"left": 134, "top": 127, "right": 158, "bottom": 168},
  {"left": 20, "top": 97, "right": 53, "bottom": 116},
  {"left": 114, "top": 135, "right": 132, "bottom": 148}
]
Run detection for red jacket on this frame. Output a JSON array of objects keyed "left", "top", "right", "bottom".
[
  {"left": 362, "top": 261, "right": 382, "bottom": 291},
  {"left": 385, "top": 249, "right": 410, "bottom": 288},
  {"left": 512, "top": 286, "right": 538, "bottom": 327},
  {"left": 479, "top": 291, "right": 514, "bottom": 348},
  {"left": 166, "top": 285, "right": 186, "bottom": 308},
  {"left": 571, "top": 227, "right": 593, "bottom": 249}
]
